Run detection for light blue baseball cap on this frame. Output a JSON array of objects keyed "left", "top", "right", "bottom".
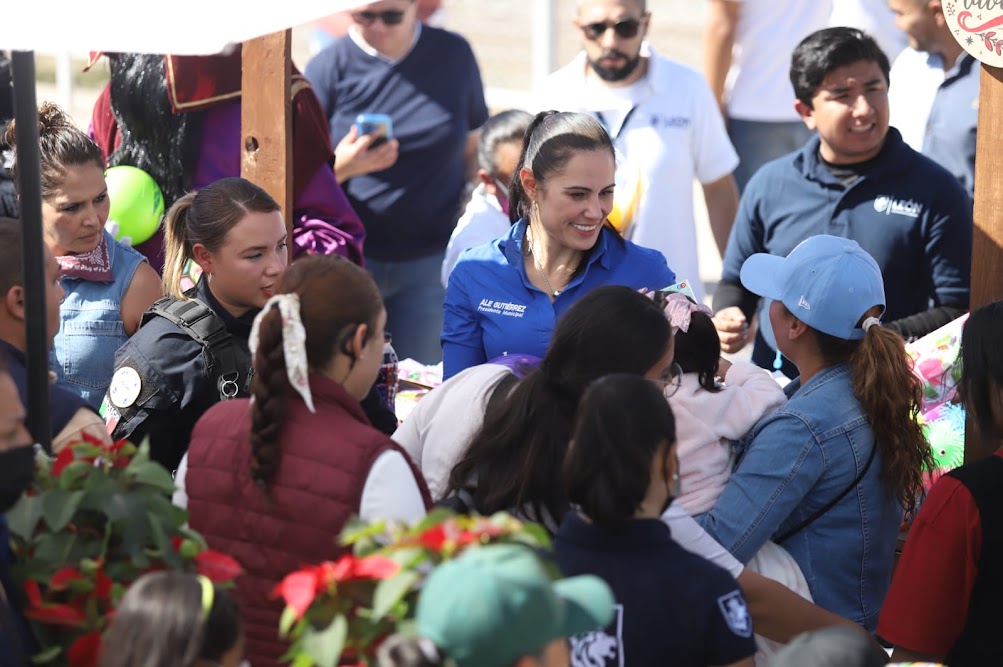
[{"left": 740, "top": 235, "right": 885, "bottom": 346}]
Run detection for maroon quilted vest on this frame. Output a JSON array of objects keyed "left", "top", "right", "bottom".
[{"left": 186, "top": 374, "right": 431, "bottom": 667}]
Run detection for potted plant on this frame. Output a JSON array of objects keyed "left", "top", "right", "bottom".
[
  {"left": 5, "top": 433, "right": 242, "bottom": 667},
  {"left": 275, "top": 509, "right": 551, "bottom": 667}
]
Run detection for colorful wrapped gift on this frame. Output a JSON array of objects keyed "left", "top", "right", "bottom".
[{"left": 906, "top": 313, "right": 968, "bottom": 415}]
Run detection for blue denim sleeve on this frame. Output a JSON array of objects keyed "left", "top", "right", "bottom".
[
  {"left": 696, "top": 412, "right": 825, "bottom": 564},
  {"left": 441, "top": 263, "right": 487, "bottom": 380},
  {"left": 720, "top": 176, "right": 768, "bottom": 284}
]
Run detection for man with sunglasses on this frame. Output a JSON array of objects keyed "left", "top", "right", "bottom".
[
  {"left": 305, "top": 0, "right": 488, "bottom": 365},
  {"left": 541, "top": 0, "right": 740, "bottom": 304}
]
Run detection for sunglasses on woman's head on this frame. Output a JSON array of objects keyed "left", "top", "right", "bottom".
[
  {"left": 579, "top": 18, "right": 643, "bottom": 41},
  {"left": 352, "top": 9, "right": 406, "bottom": 26}
]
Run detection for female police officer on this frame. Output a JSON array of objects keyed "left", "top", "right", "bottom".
[{"left": 102, "top": 177, "right": 288, "bottom": 471}]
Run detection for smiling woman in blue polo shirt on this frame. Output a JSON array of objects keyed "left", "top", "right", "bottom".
[{"left": 441, "top": 111, "right": 676, "bottom": 380}]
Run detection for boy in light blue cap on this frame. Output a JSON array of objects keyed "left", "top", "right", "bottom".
[{"left": 696, "top": 234, "right": 933, "bottom": 635}]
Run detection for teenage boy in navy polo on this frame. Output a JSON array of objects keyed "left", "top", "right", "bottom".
[{"left": 712, "top": 27, "right": 971, "bottom": 378}]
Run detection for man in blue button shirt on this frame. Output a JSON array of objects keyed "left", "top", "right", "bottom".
[
  {"left": 888, "top": 0, "right": 979, "bottom": 201},
  {"left": 713, "top": 27, "right": 971, "bottom": 377}
]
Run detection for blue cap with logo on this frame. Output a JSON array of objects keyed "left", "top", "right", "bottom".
[{"left": 740, "top": 235, "right": 885, "bottom": 345}]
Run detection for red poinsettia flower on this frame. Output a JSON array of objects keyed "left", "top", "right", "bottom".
[
  {"left": 93, "top": 568, "right": 113, "bottom": 601},
  {"left": 68, "top": 631, "right": 103, "bottom": 667},
  {"left": 51, "top": 447, "right": 77, "bottom": 477},
  {"left": 418, "top": 521, "right": 479, "bottom": 553},
  {"left": 22, "top": 580, "right": 88, "bottom": 629},
  {"left": 49, "top": 567, "right": 85, "bottom": 591},
  {"left": 275, "top": 555, "right": 399, "bottom": 620},
  {"left": 418, "top": 524, "right": 448, "bottom": 552},
  {"left": 194, "top": 550, "right": 244, "bottom": 583}
]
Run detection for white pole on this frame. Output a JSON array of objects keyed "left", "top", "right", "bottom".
[
  {"left": 55, "top": 51, "right": 73, "bottom": 112},
  {"left": 532, "top": 0, "right": 557, "bottom": 94}
]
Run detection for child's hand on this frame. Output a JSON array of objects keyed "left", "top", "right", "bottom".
[
  {"left": 713, "top": 307, "right": 749, "bottom": 353},
  {"left": 716, "top": 357, "right": 733, "bottom": 380}
]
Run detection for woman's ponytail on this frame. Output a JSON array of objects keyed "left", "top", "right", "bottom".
[
  {"left": 848, "top": 324, "right": 934, "bottom": 514},
  {"left": 161, "top": 192, "right": 197, "bottom": 299},
  {"left": 249, "top": 307, "right": 288, "bottom": 490}
]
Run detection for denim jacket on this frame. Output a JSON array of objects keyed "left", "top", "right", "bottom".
[
  {"left": 51, "top": 232, "right": 146, "bottom": 408},
  {"left": 696, "top": 363, "right": 902, "bottom": 631}
]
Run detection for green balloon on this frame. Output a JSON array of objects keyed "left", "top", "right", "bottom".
[{"left": 104, "top": 166, "right": 165, "bottom": 245}]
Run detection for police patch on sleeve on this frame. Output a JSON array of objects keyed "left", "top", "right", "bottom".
[
  {"left": 109, "top": 367, "right": 143, "bottom": 408},
  {"left": 717, "top": 590, "right": 752, "bottom": 638}
]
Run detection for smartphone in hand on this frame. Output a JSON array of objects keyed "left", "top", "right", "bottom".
[{"left": 355, "top": 113, "right": 394, "bottom": 149}]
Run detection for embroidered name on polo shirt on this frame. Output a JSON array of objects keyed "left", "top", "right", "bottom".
[
  {"left": 477, "top": 299, "right": 527, "bottom": 317},
  {"left": 650, "top": 113, "right": 691, "bottom": 129},
  {"left": 873, "top": 196, "right": 922, "bottom": 218}
]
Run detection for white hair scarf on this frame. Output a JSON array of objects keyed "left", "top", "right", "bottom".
[{"left": 249, "top": 293, "right": 316, "bottom": 413}]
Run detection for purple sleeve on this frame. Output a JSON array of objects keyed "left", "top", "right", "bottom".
[{"left": 290, "top": 159, "right": 367, "bottom": 265}]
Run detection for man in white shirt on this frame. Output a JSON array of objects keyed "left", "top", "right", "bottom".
[
  {"left": 541, "top": 0, "right": 739, "bottom": 302},
  {"left": 704, "top": 0, "right": 831, "bottom": 192}
]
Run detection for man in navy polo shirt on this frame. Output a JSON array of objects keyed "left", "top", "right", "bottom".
[
  {"left": 305, "top": 0, "right": 488, "bottom": 364},
  {"left": 713, "top": 27, "right": 971, "bottom": 377}
]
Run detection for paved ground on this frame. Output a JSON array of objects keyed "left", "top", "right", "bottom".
[{"left": 33, "top": 0, "right": 723, "bottom": 292}]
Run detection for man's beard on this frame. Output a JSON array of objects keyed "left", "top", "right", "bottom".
[{"left": 588, "top": 50, "right": 642, "bottom": 82}]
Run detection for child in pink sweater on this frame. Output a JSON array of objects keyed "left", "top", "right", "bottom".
[{"left": 663, "top": 294, "right": 786, "bottom": 516}]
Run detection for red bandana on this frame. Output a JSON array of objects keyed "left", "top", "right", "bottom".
[{"left": 56, "top": 233, "right": 114, "bottom": 282}]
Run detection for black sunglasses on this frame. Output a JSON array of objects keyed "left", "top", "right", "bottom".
[
  {"left": 352, "top": 10, "right": 406, "bottom": 26},
  {"left": 579, "top": 18, "right": 642, "bottom": 41}
]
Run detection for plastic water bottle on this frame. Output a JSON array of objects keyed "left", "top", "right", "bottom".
[{"left": 376, "top": 332, "right": 399, "bottom": 415}]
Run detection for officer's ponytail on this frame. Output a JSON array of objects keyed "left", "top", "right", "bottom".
[
  {"left": 161, "top": 177, "right": 281, "bottom": 299},
  {"left": 162, "top": 192, "right": 197, "bottom": 299}
]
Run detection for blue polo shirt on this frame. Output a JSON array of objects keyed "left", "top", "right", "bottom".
[
  {"left": 442, "top": 220, "right": 676, "bottom": 379},
  {"left": 721, "top": 127, "right": 971, "bottom": 361},
  {"left": 0, "top": 339, "right": 90, "bottom": 442},
  {"left": 305, "top": 26, "right": 488, "bottom": 261},
  {"left": 924, "top": 53, "right": 979, "bottom": 201},
  {"left": 555, "top": 512, "right": 756, "bottom": 667}
]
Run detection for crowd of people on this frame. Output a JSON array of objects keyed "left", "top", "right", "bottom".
[{"left": 0, "top": 0, "right": 995, "bottom": 665}]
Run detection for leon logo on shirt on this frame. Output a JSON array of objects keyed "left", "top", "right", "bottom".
[
  {"left": 717, "top": 591, "right": 753, "bottom": 638},
  {"left": 873, "top": 195, "right": 922, "bottom": 218},
  {"left": 570, "top": 604, "right": 624, "bottom": 667},
  {"left": 477, "top": 299, "right": 527, "bottom": 318}
]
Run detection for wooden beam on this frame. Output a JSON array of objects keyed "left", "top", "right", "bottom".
[
  {"left": 241, "top": 30, "right": 294, "bottom": 259},
  {"left": 972, "top": 64, "right": 1003, "bottom": 311},
  {"left": 966, "top": 63, "right": 1003, "bottom": 462}
]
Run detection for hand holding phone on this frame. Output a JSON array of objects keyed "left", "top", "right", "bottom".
[{"left": 355, "top": 113, "right": 394, "bottom": 149}]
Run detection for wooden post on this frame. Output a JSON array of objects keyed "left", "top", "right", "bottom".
[
  {"left": 971, "top": 64, "right": 1003, "bottom": 311},
  {"left": 241, "top": 30, "right": 294, "bottom": 259},
  {"left": 964, "top": 63, "right": 1003, "bottom": 463}
]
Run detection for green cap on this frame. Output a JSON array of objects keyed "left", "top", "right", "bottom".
[{"left": 416, "top": 544, "right": 614, "bottom": 667}]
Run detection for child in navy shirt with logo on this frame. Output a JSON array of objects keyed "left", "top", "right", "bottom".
[{"left": 555, "top": 374, "right": 756, "bottom": 667}]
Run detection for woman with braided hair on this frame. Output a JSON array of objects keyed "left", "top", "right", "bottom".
[{"left": 183, "top": 254, "right": 430, "bottom": 667}]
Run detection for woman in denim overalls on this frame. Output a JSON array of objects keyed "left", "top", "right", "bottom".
[{"left": 4, "top": 103, "right": 162, "bottom": 407}]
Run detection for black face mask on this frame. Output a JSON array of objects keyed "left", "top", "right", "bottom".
[{"left": 0, "top": 445, "right": 35, "bottom": 514}]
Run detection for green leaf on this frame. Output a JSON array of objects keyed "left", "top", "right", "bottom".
[
  {"left": 340, "top": 517, "right": 387, "bottom": 545},
  {"left": 34, "top": 531, "right": 77, "bottom": 566},
  {"left": 30, "top": 645, "right": 62, "bottom": 664},
  {"left": 385, "top": 546, "right": 426, "bottom": 570},
  {"left": 371, "top": 569, "right": 420, "bottom": 620},
  {"left": 5, "top": 493, "right": 43, "bottom": 541},
  {"left": 279, "top": 605, "right": 299, "bottom": 638},
  {"left": 127, "top": 461, "right": 176, "bottom": 494},
  {"left": 41, "top": 489, "right": 85, "bottom": 532},
  {"left": 302, "top": 614, "right": 347, "bottom": 667}
]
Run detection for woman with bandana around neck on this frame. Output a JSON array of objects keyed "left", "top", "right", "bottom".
[
  {"left": 183, "top": 254, "right": 430, "bottom": 667},
  {"left": 4, "top": 103, "right": 163, "bottom": 408},
  {"left": 0, "top": 359, "right": 40, "bottom": 667},
  {"left": 440, "top": 109, "right": 533, "bottom": 287},
  {"left": 441, "top": 110, "right": 676, "bottom": 381}
]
